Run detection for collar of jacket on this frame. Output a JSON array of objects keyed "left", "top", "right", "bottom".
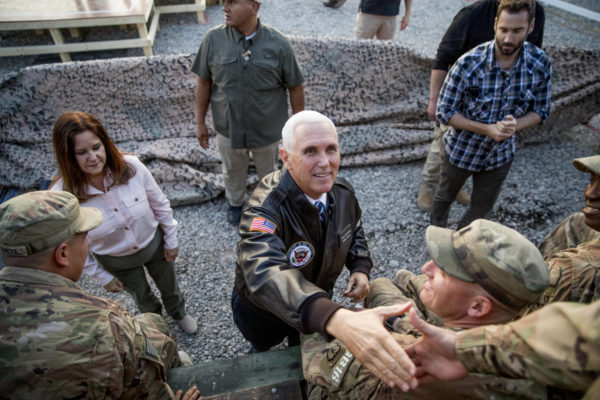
[
  {"left": 231, "top": 18, "right": 263, "bottom": 44},
  {"left": 0, "top": 266, "right": 82, "bottom": 290}
]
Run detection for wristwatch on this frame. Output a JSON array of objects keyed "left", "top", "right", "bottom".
[{"left": 384, "top": 314, "right": 405, "bottom": 331}]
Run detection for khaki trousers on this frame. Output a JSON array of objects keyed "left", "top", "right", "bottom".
[
  {"left": 420, "top": 124, "right": 448, "bottom": 191},
  {"left": 217, "top": 134, "right": 279, "bottom": 207},
  {"left": 354, "top": 11, "right": 397, "bottom": 40}
]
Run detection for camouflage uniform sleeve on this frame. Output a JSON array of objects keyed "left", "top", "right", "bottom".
[
  {"left": 538, "top": 212, "right": 600, "bottom": 258},
  {"left": 456, "top": 300, "right": 600, "bottom": 392},
  {"left": 366, "top": 276, "right": 443, "bottom": 335},
  {"left": 110, "top": 308, "right": 181, "bottom": 399},
  {"left": 520, "top": 237, "right": 600, "bottom": 316}
]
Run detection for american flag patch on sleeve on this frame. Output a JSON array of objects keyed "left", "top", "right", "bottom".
[{"left": 250, "top": 217, "right": 277, "bottom": 234}]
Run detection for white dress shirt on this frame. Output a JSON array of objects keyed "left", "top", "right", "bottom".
[
  {"left": 51, "top": 155, "right": 178, "bottom": 285},
  {"left": 304, "top": 193, "right": 327, "bottom": 208}
]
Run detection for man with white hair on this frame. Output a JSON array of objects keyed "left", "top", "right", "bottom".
[
  {"left": 232, "top": 110, "right": 418, "bottom": 391},
  {"left": 192, "top": 0, "right": 305, "bottom": 225}
]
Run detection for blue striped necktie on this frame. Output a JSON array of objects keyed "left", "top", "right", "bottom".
[{"left": 315, "top": 201, "right": 327, "bottom": 225}]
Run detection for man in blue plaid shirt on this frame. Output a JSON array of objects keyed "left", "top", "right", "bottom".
[{"left": 431, "top": 0, "right": 551, "bottom": 228}]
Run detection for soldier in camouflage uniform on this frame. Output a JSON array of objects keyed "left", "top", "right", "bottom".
[
  {"left": 538, "top": 212, "right": 600, "bottom": 259},
  {"left": 387, "top": 155, "right": 600, "bottom": 319},
  {"left": 302, "top": 219, "right": 550, "bottom": 399},
  {"left": 405, "top": 300, "right": 600, "bottom": 399},
  {"left": 520, "top": 155, "right": 600, "bottom": 316},
  {"left": 0, "top": 191, "right": 198, "bottom": 400}
]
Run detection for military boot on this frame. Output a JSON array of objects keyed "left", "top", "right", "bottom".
[
  {"left": 417, "top": 187, "right": 434, "bottom": 212},
  {"left": 323, "top": 0, "right": 347, "bottom": 8}
]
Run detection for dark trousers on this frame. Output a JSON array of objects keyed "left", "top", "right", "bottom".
[
  {"left": 431, "top": 159, "right": 513, "bottom": 229},
  {"left": 95, "top": 229, "right": 185, "bottom": 320},
  {"left": 231, "top": 289, "right": 300, "bottom": 352}
]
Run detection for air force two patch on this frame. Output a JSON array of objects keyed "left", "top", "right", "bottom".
[{"left": 287, "top": 241, "right": 315, "bottom": 268}]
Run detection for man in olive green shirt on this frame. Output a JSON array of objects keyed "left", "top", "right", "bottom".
[{"left": 192, "top": 0, "right": 305, "bottom": 225}]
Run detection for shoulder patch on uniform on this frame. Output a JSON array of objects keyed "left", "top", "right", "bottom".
[
  {"left": 145, "top": 336, "right": 159, "bottom": 359},
  {"left": 250, "top": 217, "right": 277, "bottom": 234},
  {"left": 326, "top": 342, "right": 344, "bottom": 363},
  {"left": 287, "top": 241, "right": 314, "bottom": 268}
]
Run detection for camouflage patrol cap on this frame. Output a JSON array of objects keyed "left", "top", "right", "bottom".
[
  {"left": 0, "top": 190, "right": 102, "bottom": 257},
  {"left": 425, "top": 219, "right": 549, "bottom": 310},
  {"left": 573, "top": 155, "right": 600, "bottom": 176}
]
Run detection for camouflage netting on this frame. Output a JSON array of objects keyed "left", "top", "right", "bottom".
[{"left": 1, "top": 37, "right": 599, "bottom": 206}]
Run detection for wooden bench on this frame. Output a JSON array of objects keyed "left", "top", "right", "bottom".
[
  {"left": 157, "top": 0, "right": 206, "bottom": 24},
  {"left": 0, "top": 0, "right": 206, "bottom": 62},
  {"left": 168, "top": 346, "right": 305, "bottom": 399}
]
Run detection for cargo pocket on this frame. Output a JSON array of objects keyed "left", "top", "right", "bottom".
[{"left": 252, "top": 56, "right": 281, "bottom": 90}]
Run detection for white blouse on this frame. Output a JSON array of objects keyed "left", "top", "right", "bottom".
[{"left": 51, "top": 155, "right": 178, "bottom": 286}]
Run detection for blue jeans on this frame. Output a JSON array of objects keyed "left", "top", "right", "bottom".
[{"left": 231, "top": 289, "right": 299, "bottom": 352}]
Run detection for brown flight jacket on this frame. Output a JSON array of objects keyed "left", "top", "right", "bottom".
[{"left": 234, "top": 169, "right": 372, "bottom": 337}]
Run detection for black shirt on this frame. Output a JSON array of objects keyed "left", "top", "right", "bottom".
[
  {"left": 359, "top": 0, "right": 402, "bottom": 16},
  {"left": 433, "top": 0, "right": 545, "bottom": 71}
]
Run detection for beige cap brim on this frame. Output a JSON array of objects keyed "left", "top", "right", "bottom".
[
  {"left": 425, "top": 225, "right": 474, "bottom": 283},
  {"left": 573, "top": 155, "right": 600, "bottom": 176},
  {"left": 75, "top": 206, "right": 103, "bottom": 233}
]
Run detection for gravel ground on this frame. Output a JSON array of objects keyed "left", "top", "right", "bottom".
[{"left": 2, "top": 0, "right": 600, "bottom": 363}]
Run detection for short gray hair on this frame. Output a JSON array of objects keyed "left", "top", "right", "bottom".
[{"left": 281, "top": 110, "right": 337, "bottom": 151}]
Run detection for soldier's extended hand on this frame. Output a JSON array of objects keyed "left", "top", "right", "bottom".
[
  {"left": 326, "top": 302, "right": 418, "bottom": 390},
  {"left": 104, "top": 277, "right": 124, "bottom": 293},
  {"left": 343, "top": 271, "right": 369, "bottom": 303},
  {"left": 403, "top": 308, "right": 468, "bottom": 382},
  {"left": 174, "top": 385, "right": 202, "bottom": 400},
  {"left": 196, "top": 122, "right": 210, "bottom": 149}
]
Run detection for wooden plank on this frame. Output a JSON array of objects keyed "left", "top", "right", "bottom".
[
  {"left": 68, "top": 28, "right": 80, "bottom": 38},
  {"left": 0, "top": 0, "right": 158, "bottom": 61},
  {"left": 0, "top": 37, "right": 153, "bottom": 57},
  {"left": 48, "top": 28, "right": 71, "bottom": 62},
  {"left": 156, "top": 4, "right": 205, "bottom": 14},
  {"left": 203, "top": 380, "right": 303, "bottom": 400},
  {"left": 197, "top": 0, "right": 205, "bottom": 24},
  {"left": 156, "top": 0, "right": 206, "bottom": 24},
  {"left": 167, "top": 346, "right": 303, "bottom": 398},
  {"left": 0, "top": 16, "right": 145, "bottom": 30},
  {"left": 0, "top": 0, "right": 151, "bottom": 23}
]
